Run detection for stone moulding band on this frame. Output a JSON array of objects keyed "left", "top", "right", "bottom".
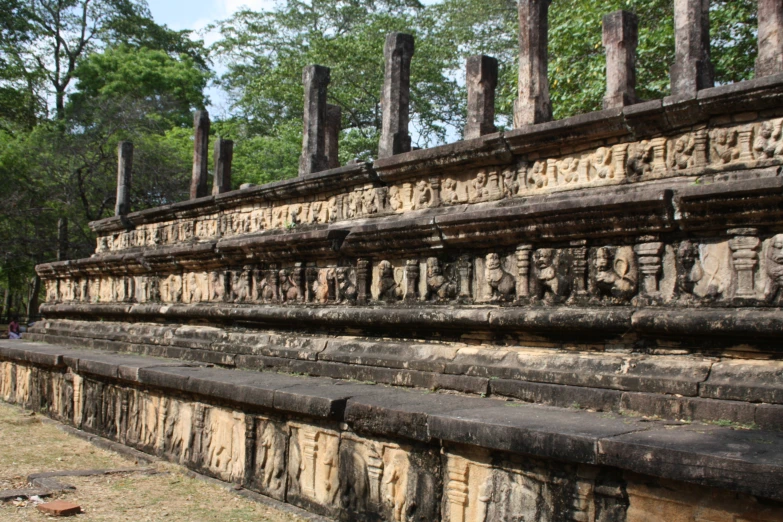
[{"left": 34, "top": 303, "right": 783, "bottom": 340}]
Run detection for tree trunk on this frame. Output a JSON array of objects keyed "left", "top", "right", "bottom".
[
  {"left": 1, "top": 288, "right": 9, "bottom": 321},
  {"left": 27, "top": 276, "right": 41, "bottom": 322}
]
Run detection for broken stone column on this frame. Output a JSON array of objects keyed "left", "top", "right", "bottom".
[
  {"left": 57, "top": 218, "right": 68, "bottom": 261},
  {"left": 603, "top": 10, "right": 638, "bottom": 109},
  {"left": 378, "top": 32, "right": 415, "bottom": 159},
  {"left": 212, "top": 138, "right": 234, "bottom": 195},
  {"left": 299, "top": 65, "right": 331, "bottom": 176},
  {"left": 757, "top": 0, "right": 783, "bottom": 77},
  {"left": 671, "top": 0, "right": 713, "bottom": 97},
  {"left": 115, "top": 141, "right": 133, "bottom": 216},
  {"left": 190, "top": 111, "right": 210, "bottom": 199},
  {"left": 465, "top": 55, "right": 498, "bottom": 140},
  {"left": 515, "top": 0, "right": 552, "bottom": 127},
  {"left": 325, "top": 104, "right": 342, "bottom": 169}
]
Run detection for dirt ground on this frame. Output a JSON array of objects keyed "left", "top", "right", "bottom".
[{"left": 0, "top": 402, "right": 309, "bottom": 521}]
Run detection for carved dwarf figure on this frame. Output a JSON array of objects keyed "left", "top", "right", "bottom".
[
  {"left": 426, "top": 257, "right": 457, "bottom": 301},
  {"left": 711, "top": 128, "right": 740, "bottom": 164},
  {"left": 670, "top": 134, "right": 696, "bottom": 171},
  {"left": 676, "top": 240, "right": 704, "bottom": 298},
  {"left": 363, "top": 189, "right": 378, "bottom": 215},
  {"left": 388, "top": 186, "right": 403, "bottom": 211},
  {"left": 378, "top": 261, "right": 403, "bottom": 302},
  {"left": 485, "top": 253, "right": 515, "bottom": 301},
  {"left": 528, "top": 161, "right": 548, "bottom": 189},
  {"left": 442, "top": 178, "right": 460, "bottom": 204},
  {"left": 558, "top": 157, "right": 580, "bottom": 183},
  {"left": 310, "top": 201, "right": 324, "bottom": 223},
  {"left": 502, "top": 169, "right": 519, "bottom": 198},
  {"left": 593, "top": 247, "right": 637, "bottom": 302},
  {"left": 592, "top": 147, "right": 614, "bottom": 179},
  {"left": 754, "top": 120, "right": 783, "bottom": 159},
  {"left": 532, "top": 249, "right": 570, "bottom": 303},
  {"left": 413, "top": 180, "right": 432, "bottom": 210},
  {"left": 626, "top": 141, "right": 654, "bottom": 178},
  {"left": 765, "top": 234, "right": 783, "bottom": 304},
  {"left": 471, "top": 170, "right": 490, "bottom": 201}
]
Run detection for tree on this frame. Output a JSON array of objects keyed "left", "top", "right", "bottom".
[{"left": 0, "top": 0, "right": 209, "bottom": 121}]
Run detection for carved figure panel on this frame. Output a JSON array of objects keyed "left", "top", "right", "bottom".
[
  {"left": 251, "top": 417, "right": 288, "bottom": 500},
  {"left": 287, "top": 424, "right": 340, "bottom": 510},
  {"left": 753, "top": 119, "right": 783, "bottom": 160},
  {"left": 425, "top": 258, "right": 458, "bottom": 302},
  {"left": 372, "top": 261, "right": 404, "bottom": 302},
  {"left": 202, "top": 408, "right": 246, "bottom": 483},
  {"left": 590, "top": 246, "right": 638, "bottom": 303},
  {"left": 531, "top": 249, "right": 572, "bottom": 304},
  {"left": 763, "top": 234, "right": 783, "bottom": 304},
  {"left": 339, "top": 434, "right": 440, "bottom": 522}
]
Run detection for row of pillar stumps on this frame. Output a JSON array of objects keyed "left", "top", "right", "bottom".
[{"left": 112, "top": 0, "right": 783, "bottom": 218}]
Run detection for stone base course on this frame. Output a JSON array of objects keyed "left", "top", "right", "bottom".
[{"left": 2, "top": 340, "right": 783, "bottom": 521}]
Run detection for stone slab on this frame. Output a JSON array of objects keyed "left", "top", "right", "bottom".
[
  {"left": 599, "top": 424, "right": 783, "bottom": 502},
  {"left": 429, "top": 404, "right": 646, "bottom": 464}
]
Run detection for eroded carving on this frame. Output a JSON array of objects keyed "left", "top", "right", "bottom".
[
  {"left": 425, "top": 258, "right": 457, "bottom": 302},
  {"left": 485, "top": 253, "right": 515, "bottom": 301},
  {"left": 592, "top": 246, "right": 638, "bottom": 302}
]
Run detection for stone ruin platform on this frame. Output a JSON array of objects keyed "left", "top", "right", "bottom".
[{"left": 11, "top": 0, "right": 783, "bottom": 519}]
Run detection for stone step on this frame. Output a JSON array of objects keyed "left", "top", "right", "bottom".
[{"left": 1, "top": 339, "right": 782, "bottom": 503}]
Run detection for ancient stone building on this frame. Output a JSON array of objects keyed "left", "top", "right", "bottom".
[{"left": 3, "top": 1, "right": 783, "bottom": 520}]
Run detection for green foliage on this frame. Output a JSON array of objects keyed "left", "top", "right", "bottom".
[{"left": 70, "top": 45, "right": 211, "bottom": 126}]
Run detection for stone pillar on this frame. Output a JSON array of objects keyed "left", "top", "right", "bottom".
[
  {"left": 191, "top": 111, "right": 210, "bottom": 199},
  {"left": 457, "top": 255, "right": 473, "bottom": 299},
  {"left": 465, "top": 55, "right": 498, "bottom": 139},
  {"left": 602, "top": 10, "right": 638, "bottom": 109},
  {"left": 115, "top": 141, "right": 133, "bottom": 216},
  {"left": 356, "top": 259, "right": 370, "bottom": 304},
  {"left": 635, "top": 236, "right": 664, "bottom": 296},
  {"left": 57, "top": 218, "right": 68, "bottom": 261},
  {"left": 671, "top": 0, "right": 713, "bottom": 97},
  {"left": 570, "top": 240, "right": 588, "bottom": 300},
  {"left": 378, "top": 32, "right": 415, "bottom": 159},
  {"left": 299, "top": 65, "right": 331, "bottom": 176},
  {"left": 757, "top": 0, "right": 783, "bottom": 77},
  {"left": 212, "top": 138, "right": 234, "bottom": 195},
  {"left": 325, "top": 104, "right": 342, "bottom": 169},
  {"left": 515, "top": 0, "right": 552, "bottom": 127},
  {"left": 516, "top": 245, "right": 533, "bottom": 298},
  {"left": 728, "top": 228, "right": 760, "bottom": 299},
  {"left": 404, "top": 259, "right": 419, "bottom": 302}
]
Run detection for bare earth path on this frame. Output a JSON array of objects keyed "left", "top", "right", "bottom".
[{"left": 0, "top": 402, "right": 309, "bottom": 521}]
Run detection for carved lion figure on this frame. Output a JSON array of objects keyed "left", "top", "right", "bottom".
[
  {"left": 626, "top": 140, "right": 654, "bottom": 178},
  {"left": 485, "top": 253, "right": 515, "bottom": 301},
  {"left": 765, "top": 234, "right": 783, "bottom": 303},
  {"left": 378, "top": 261, "right": 402, "bottom": 302},
  {"left": 533, "top": 249, "right": 570, "bottom": 303},
  {"left": 426, "top": 258, "right": 457, "bottom": 301},
  {"left": 336, "top": 267, "right": 357, "bottom": 302}
]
